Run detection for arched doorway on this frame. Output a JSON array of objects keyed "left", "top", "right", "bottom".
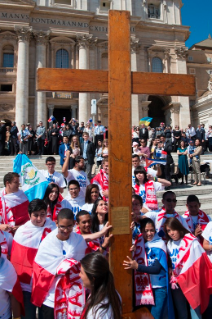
[{"left": 148, "top": 96, "right": 165, "bottom": 128}]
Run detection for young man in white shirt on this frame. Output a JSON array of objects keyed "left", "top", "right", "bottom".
[
  {"left": 145, "top": 191, "right": 188, "bottom": 240},
  {"left": 39, "top": 156, "right": 66, "bottom": 194},
  {"left": 64, "top": 180, "right": 85, "bottom": 219},
  {"left": 18, "top": 124, "right": 31, "bottom": 155},
  {"left": 62, "top": 154, "right": 90, "bottom": 197}
]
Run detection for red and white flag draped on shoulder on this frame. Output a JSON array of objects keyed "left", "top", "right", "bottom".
[
  {"left": 183, "top": 210, "right": 210, "bottom": 233},
  {"left": 169, "top": 233, "right": 212, "bottom": 313},
  {"left": 0, "top": 257, "right": 24, "bottom": 315},
  {"left": 91, "top": 169, "right": 108, "bottom": 201},
  {"left": 31, "top": 228, "right": 87, "bottom": 315},
  {"left": 75, "top": 226, "right": 100, "bottom": 253},
  {"left": 10, "top": 218, "right": 56, "bottom": 285},
  {"left": 0, "top": 188, "right": 29, "bottom": 226}
]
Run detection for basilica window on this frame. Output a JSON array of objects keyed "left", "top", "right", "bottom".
[
  {"left": 56, "top": 49, "right": 69, "bottom": 68},
  {"left": 148, "top": 4, "right": 160, "bottom": 19},
  {"left": 2, "top": 45, "right": 14, "bottom": 67},
  {"left": 152, "top": 57, "right": 163, "bottom": 73},
  {"left": 100, "top": 0, "right": 111, "bottom": 12},
  {"left": 54, "top": 0, "right": 71, "bottom": 4}
]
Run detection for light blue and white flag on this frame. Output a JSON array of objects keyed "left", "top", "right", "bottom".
[{"left": 13, "top": 154, "right": 49, "bottom": 202}]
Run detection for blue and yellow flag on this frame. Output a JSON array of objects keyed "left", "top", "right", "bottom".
[{"left": 139, "top": 117, "right": 153, "bottom": 126}]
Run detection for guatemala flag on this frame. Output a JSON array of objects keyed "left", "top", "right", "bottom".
[{"left": 13, "top": 154, "right": 49, "bottom": 202}]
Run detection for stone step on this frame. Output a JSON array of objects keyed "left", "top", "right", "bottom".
[
  {"left": 157, "top": 184, "right": 212, "bottom": 198},
  {"left": 176, "top": 203, "right": 212, "bottom": 217}
]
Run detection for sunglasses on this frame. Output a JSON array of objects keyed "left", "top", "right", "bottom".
[{"left": 165, "top": 198, "right": 177, "bottom": 203}]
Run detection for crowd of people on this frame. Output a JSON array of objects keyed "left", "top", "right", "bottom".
[{"left": 0, "top": 117, "right": 212, "bottom": 319}]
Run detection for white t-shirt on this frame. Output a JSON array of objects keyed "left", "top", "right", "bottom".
[
  {"left": 146, "top": 211, "right": 189, "bottom": 234},
  {"left": 202, "top": 221, "right": 212, "bottom": 262},
  {"left": 167, "top": 239, "right": 181, "bottom": 270},
  {"left": 0, "top": 258, "right": 17, "bottom": 319},
  {"left": 81, "top": 203, "right": 94, "bottom": 214},
  {"left": 86, "top": 297, "right": 116, "bottom": 319},
  {"left": 65, "top": 194, "right": 85, "bottom": 219},
  {"left": 66, "top": 169, "right": 90, "bottom": 197},
  {"left": 39, "top": 170, "right": 66, "bottom": 188},
  {"left": 132, "top": 166, "right": 157, "bottom": 186},
  {"left": 134, "top": 182, "right": 164, "bottom": 208}
]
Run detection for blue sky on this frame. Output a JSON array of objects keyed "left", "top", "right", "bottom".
[{"left": 181, "top": 1, "right": 212, "bottom": 48}]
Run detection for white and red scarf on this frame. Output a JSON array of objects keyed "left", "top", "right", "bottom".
[
  {"left": 156, "top": 207, "right": 182, "bottom": 239},
  {"left": 47, "top": 193, "right": 64, "bottom": 221},
  {"left": 0, "top": 188, "right": 29, "bottom": 227},
  {"left": 134, "top": 180, "right": 158, "bottom": 211},
  {"left": 31, "top": 228, "right": 87, "bottom": 308},
  {"left": 54, "top": 259, "right": 85, "bottom": 319},
  {"left": 91, "top": 169, "right": 108, "bottom": 202},
  {"left": 0, "top": 230, "right": 8, "bottom": 258},
  {"left": 170, "top": 233, "right": 212, "bottom": 313},
  {"left": 11, "top": 218, "right": 56, "bottom": 285},
  {"left": 133, "top": 234, "right": 154, "bottom": 305},
  {"left": 75, "top": 226, "right": 100, "bottom": 253},
  {"left": 0, "top": 257, "right": 24, "bottom": 315},
  {"left": 183, "top": 210, "right": 210, "bottom": 233}
]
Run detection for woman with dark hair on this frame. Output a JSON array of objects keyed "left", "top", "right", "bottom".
[
  {"left": 80, "top": 252, "right": 122, "bottom": 319},
  {"left": 134, "top": 166, "right": 170, "bottom": 211},
  {"left": 43, "top": 183, "right": 71, "bottom": 221},
  {"left": 123, "top": 218, "right": 174, "bottom": 319},
  {"left": 91, "top": 199, "right": 108, "bottom": 246},
  {"left": 82, "top": 184, "right": 102, "bottom": 213},
  {"left": 177, "top": 139, "right": 189, "bottom": 184},
  {"left": 189, "top": 138, "right": 202, "bottom": 186},
  {"left": 164, "top": 217, "right": 212, "bottom": 319}
]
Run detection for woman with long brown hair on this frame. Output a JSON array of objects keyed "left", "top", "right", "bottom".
[{"left": 80, "top": 253, "right": 121, "bottom": 319}]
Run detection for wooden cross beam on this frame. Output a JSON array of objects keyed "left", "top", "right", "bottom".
[{"left": 37, "top": 10, "right": 195, "bottom": 318}]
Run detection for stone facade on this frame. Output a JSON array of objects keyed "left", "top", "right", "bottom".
[
  {"left": 0, "top": 0, "right": 191, "bottom": 129},
  {"left": 187, "top": 36, "right": 212, "bottom": 129}
]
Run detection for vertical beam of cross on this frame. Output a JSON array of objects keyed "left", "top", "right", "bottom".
[{"left": 108, "top": 10, "right": 133, "bottom": 314}]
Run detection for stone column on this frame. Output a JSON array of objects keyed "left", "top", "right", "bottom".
[
  {"left": 170, "top": 103, "right": 180, "bottom": 128},
  {"left": 34, "top": 31, "right": 49, "bottom": 126},
  {"left": 71, "top": 105, "right": 78, "bottom": 119},
  {"left": 131, "top": 37, "right": 140, "bottom": 126},
  {"left": 48, "top": 104, "right": 54, "bottom": 127},
  {"left": 15, "top": 26, "right": 32, "bottom": 129},
  {"left": 175, "top": 47, "right": 191, "bottom": 129},
  {"left": 77, "top": 35, "right": 92, "bottom": 123},
  {"left": 140, "top": 101, "right": 151, "bottom": 118}
]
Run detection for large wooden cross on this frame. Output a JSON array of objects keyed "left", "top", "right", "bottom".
[{"left": 37, "top": 10, "right": 195, "bottom": 318}]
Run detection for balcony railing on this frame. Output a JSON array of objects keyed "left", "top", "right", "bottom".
[{"left": 0, "top": 67, "right": 16, "bottom": 73}]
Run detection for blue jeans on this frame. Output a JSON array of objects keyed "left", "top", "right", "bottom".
[
  {"left": 150, "top": 287, "right": 167, "bottom": 319},
  {"left": 21, "top": 291, "right": 43, "bottom": 319}
]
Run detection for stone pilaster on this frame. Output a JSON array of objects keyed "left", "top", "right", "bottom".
[
  {"left": 170, "top": 102, "right": 180, "bottom": 128},
  {"left": 77, "top": 34, "right": 92, "bottom": 123},
  {"left": 131, "top": 36, "right": 140, "bottom": 126},
  {"left": 174, "top": 47, "right": 191, "bottom": 128},
  {"left": 71, "top": 105, "right": 78, "bottom": 119},
  {"left": 15, "top": 26, "right": 32, "bottom": 129},
  {"left": 140, "top": 101, "right": 151, "bottom": 119},
  {"left": 34, "top": 31, "right": 49, "bottom": 127}
]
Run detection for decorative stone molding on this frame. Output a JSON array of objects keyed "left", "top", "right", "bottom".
[
  {"left": 0, "top": 31, "right": 16, "bottom": 40},
  {"left": 50, "top": 36, "right": 75, "bottom": 46},
  {"left": 98, "top": 41, "right": 108, "bottom": 50},
  {"left": 208, "top": 76, "right": 212, "bottom": 92},
  {"left": 170, "top": 102, "right": 180, "bottom": 113},
  {"left": 15, "top": 26, "right": 32, "bottom": 42},
  {"left": 0, "top": 104, "right": 14, "bottom": 112},
  {"left": 34, "top": 30, "right": 50, "bottom": 45},
  {"left": 175, "top": 47, "right": 188, "bottom": 59},
  {"left": 131, "top": 36, "right": 140, "bottom": 53},
  {"left": 1, "top": 113, "right": 14, "bottom": 121},
  {"left": 76, "top": 34, "right": 94, "bottom": 49},
  {"left": 164, "top": 49, "right": 170, "bottom": 60}
]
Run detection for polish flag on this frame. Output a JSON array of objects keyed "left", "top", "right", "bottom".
[
  {"left": 0, "top": 188, "right": 29, "bottom": 227},
  {"left": 10, "top": 219, "right": 56, "bottom": 285},
  {"left": 172, "top": 234, "right": 212, "bottom": 313},
  {"left": 0, "top": 257, "right": 24, "bottom": 315},
  {"left": 31, "top": 228, "right": 87, "bottom": 307},
  {"left": 75, "top": 226, "right": 100, "bottom": 253}
]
